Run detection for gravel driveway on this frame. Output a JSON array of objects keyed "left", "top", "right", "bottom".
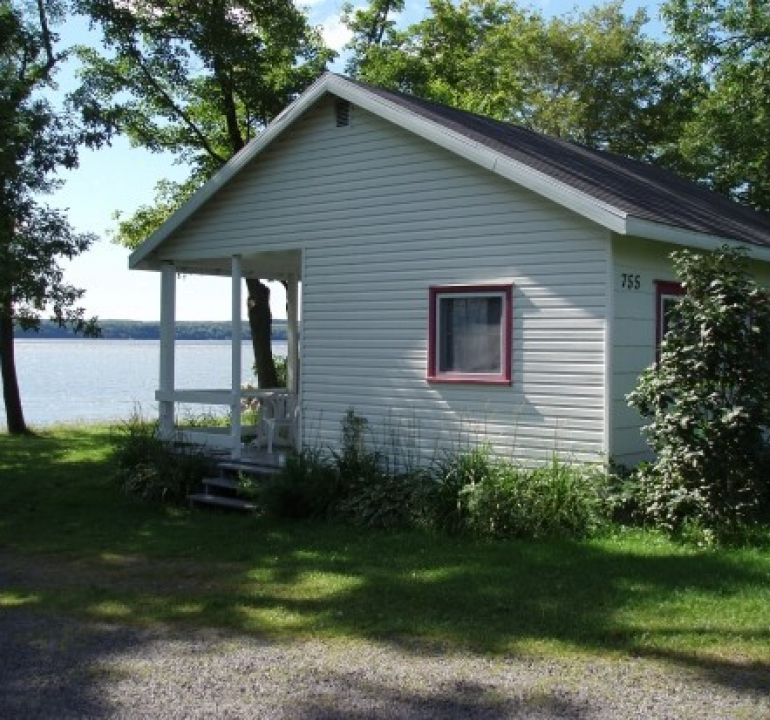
[{"left": 1, "top": 610, "right": 768, "bottom": 719}]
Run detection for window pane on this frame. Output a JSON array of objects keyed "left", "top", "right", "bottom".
[
  {"left": 661, "top": 295, "right": 681, "bottom": 338},
  {"left": 438, "top": 295, "right": 503, "bottom": 373}
]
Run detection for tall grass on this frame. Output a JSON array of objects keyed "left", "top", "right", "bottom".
[{"left": 259, "top": 411, "right": 611, "bottom": 539}]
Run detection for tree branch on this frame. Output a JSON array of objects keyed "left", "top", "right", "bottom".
[
  {"left": 35, "top": 0, "right": 56, "bottom": 75},
  {"left": 126, "top": 46, "right": 227, "bottom": 165}
]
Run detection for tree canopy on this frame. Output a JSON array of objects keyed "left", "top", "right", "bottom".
[
  {"left": 72, "top": 0, "right": 333, "bottom": 245},
  {"left": 1, "top": 0, "right": 97, "bottom": 433},
  {"left": 343, "top": 0, "right": 696, "bottom": 164},
  {"left": 72, "top": 0, "right": 333, "bottom": 386},
  {"left": 663, "top": 0, "right": 770, "bottom": 212}
]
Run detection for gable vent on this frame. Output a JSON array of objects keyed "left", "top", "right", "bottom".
[{"left": 335, "top": 99, "right": 351, "bottom": 127}]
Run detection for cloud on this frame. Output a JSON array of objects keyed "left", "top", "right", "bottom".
[{"left": 319, "top": 14, "right": 354, "bottom": 51}]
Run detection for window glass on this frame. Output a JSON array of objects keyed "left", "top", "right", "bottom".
[
  {"left": 437, "top": 295, "right": 503, "bottom": 374},
  {"left": 660, "top": 294, "right": 682, "bottom": 339}
]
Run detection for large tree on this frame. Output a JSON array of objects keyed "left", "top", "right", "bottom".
[
  {"left": 663, "top": 0, "right": 770, "bottom": 212},
  {"left": 344, "top": 0, "right": 695, "bottom": 164},
  {"left": 1, "top": 0, "right": 97, "bottom": 434},
  {"left": 73, "top": 0, "right": 332, "bottom": 386}
]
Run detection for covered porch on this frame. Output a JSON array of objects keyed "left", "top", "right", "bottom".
[{"left": 154, "top": 249, "right": 301, "bottom": 461}]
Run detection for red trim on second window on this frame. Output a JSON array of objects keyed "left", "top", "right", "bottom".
[
  {"left": 427, "top": 283, "right": 513, "bottom": 385},
  {"left": 655, "top": 280, "right": 685, "bottom": 357}
]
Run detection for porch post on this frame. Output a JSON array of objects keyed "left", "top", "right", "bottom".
[
  {"left": 286, "top": 273, "right": 299, "bottom": 396},
  {"left": 159, "top": 262, "right": 176, "bottom": 440},
  {"left": 230, "top": 255, "right": 242, "bottom": 460}
]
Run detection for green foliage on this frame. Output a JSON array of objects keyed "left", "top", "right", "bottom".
[
  {"left": 72, "top": 0, "right": 334, "bottom": 249},
  {"left": 628, "top": 246, "right": 770, "bottom": 541},
  {"left": 252, "top": 448, "right": 342, "bottom": 519},
  {"left": 344, "top": 0, "right": 693, "bottom": 163},
  {"left": 271, "top": 355, "right": 288, "bottom": 388},
  {"left": 663, "top": 0, "right": 770, "bottom": 212},
  {"left": 111, "top": 412, "right": 210, "bottom": 504},
  {"left": 261, "top": 411, "right": 610, "bottom": 538},
  {"left": 428, "top": 446, "right": 499, "bottom": 534},
  {"left": 111, "top": 177, "right": 199, "bottom": 249},
  {"left": 1, "top": 0, "right": 99, "bottom": 433},
  {"left": 460, "top": 454, "right": 609, "bottom": 540},
  {"left": 261, "top": 410, "right": 431, "bottom": 529}
]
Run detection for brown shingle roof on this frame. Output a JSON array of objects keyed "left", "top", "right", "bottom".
[{"left": 343, "top": 75, "right": 770, "bottom": 248}]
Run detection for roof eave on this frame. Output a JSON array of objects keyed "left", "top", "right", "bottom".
[
  {"left": 129, "top": 73, "right": 633, "bottom": 270},
  {"left": 128, "top": 73, "right": 770, "bottom": 270},
  {"left": 624, "top": 217, "right": 770, "bottom": 262}
]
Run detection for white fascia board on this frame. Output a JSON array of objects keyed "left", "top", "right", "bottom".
[
  {"left": 624, "top": 217, "right": 770, "bottom": 263},
  {"left": 130, "top": 73, "right": 630, "bottom": 270},
  {"left": 128, "top": 74, "right": 333, "bottom": 269},
  {"left": 325, "top": 76, "right": 629, "bottom": 235}
]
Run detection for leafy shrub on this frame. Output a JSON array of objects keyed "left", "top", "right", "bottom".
[
  {"left": 628, "top": 246, "right": 770, "bottom": 542},
  {"left": 255, "top": 448, "right": 343, "bottom": 519},
  {"left": 428, "top": 446, "right": 499, "bottom": 533},
  {"left": 457, "top": 453, "right": 608, "bottom": 539},
  {"left": 259, "top": 412, "right": 610, "bottom": 539},
  {"left": 338, "top": 469, "right": 432, "bottom": 529},
  {"left": 112, "top": 413, "right": 210, "bottom": 504},
  {"left": 331, "top": 410, "right": 430, "bottom": 529},
  {"left": 603, "top": 461, "right": 646, "bottom": 525}
]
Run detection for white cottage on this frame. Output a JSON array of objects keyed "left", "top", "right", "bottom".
[{"left": 129, "top": 73, "right": 770, "bottom": 467}]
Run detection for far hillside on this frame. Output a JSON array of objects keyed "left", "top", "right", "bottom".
[{"left": 14, "top": 319, "right": 289, "bottom": 341}]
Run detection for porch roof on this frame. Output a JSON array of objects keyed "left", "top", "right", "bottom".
[{"left": 149, "top": 248, "right": 301, "bottom": 280}]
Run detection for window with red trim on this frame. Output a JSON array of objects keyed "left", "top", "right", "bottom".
[
  {"left": 428, "top": 284, "right": 512, "bottom": 384},
  {"left": 655, "top": 280, "right": 684, "bottom": 356}
]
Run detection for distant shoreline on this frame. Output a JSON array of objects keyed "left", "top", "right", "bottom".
[{"left": 14, "top": 319, "right": 289, "bottom": 342}]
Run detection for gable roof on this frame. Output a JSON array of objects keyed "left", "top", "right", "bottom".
[
  {"left": 131, "top": 72, "right": 770, "bottom": 269},
  {"left": 353, "top": 77, "right": 770, "bottom": 248}
]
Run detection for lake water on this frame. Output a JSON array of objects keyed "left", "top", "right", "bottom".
[{"left": 1, "top": 339, "right": 288, "bottom": 428}]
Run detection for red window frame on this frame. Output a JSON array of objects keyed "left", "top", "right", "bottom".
[
  {"left": 427, "top": 284, "right": 513, "bottom": 385},
  {"left": 655, "top": 280, "right": 685, "bottom": 357}
]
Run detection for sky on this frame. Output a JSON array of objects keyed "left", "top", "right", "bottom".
[{"left": 51, "top": 0, "right": 664, "bottom": 322}]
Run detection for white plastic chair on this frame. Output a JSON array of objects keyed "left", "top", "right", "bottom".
[{"left": 259, "top": 394, "right": 298, "bottom": 454}]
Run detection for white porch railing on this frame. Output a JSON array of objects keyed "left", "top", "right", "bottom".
[
  {"left": 156, "top": 388, "right": 298, "bottom": 459},
  {"left": 156, "top": 254, "right": 300, "bottom": 461}
]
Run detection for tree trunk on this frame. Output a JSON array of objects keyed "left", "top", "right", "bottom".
[
  {"left": 0, "top": 302, "right": 28, "bottom": 434},
  {"left": 246, "top": 279, "right": 279, "bottom": 388}
]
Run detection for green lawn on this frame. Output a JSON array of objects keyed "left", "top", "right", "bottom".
[{"left": 1, "top": 426, "right": 769, "bottom": 673}]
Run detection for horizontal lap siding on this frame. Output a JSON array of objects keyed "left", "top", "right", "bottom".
[
  {"left": 611, "top": 236, "right": 680, "bottom": 465},
  {"left": 164, "top": 97, "right": 610, "bottom": 463}
]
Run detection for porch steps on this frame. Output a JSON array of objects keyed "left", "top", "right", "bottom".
[
  {"left": 187, "top": 494, "right": 257, "bottom": 512},
  {"left": 188, "top": 456, "right": 282, "bottom": 513}
]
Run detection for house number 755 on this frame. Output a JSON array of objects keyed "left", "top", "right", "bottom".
[{"left": 621, "top": 273, "right": 641, "bottom": 290}]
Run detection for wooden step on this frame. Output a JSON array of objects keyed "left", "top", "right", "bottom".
[
  {"left": 201, "top": 476, "right": 241, "bottom": 491},
  {"left": 218, "top": 460, "right": 282, "bottom": 476},
  {"left": 188, "top": 493, "right": 257, "bottom": 512}
]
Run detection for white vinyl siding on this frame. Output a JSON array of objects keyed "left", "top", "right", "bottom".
[
  {"left": 161, "top": 96, "right": 610, "bottom": 463},
  {"left": 611, "top": 236, "right": 681, "bottom": 465}
]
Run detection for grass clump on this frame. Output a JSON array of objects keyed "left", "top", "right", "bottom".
[
  {"left": 459, "top": 454, "right": 608, "bottom": 540},
  {"left": 260, "top": 411, "right": 610, "bottom": 540},
  {"left": 112, "top": 412, "right": 210, "bottom": 504}
]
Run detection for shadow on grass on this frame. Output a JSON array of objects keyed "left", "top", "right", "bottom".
[{"left": 1, "top": 427, "right": 770, "bottom": 703}]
